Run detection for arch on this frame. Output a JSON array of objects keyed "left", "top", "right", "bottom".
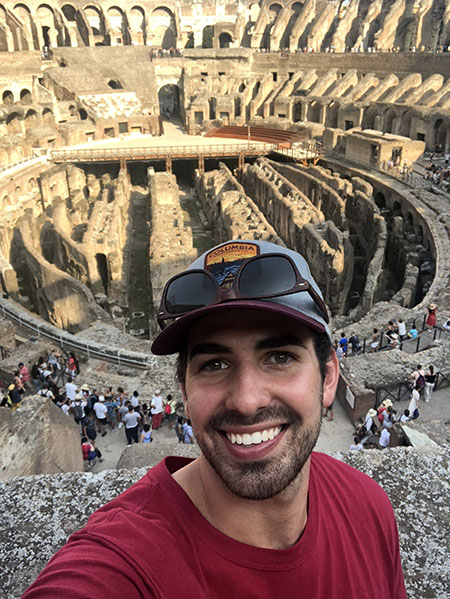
[
  {"left": 158, "top": 84, "right": 180, "bottom": 117},
  {"left": 27, "top": 177, "right": 37, "bottom": 192},
  {"left": 2, "top": 90, "right": 14, "bottom": 104},
  {"left": 42, "top": 107, "right": 55, "bottom": 125},
  {"left": 108, "top": 79, "right": 123, "bottom": 89},
  {"left": 6, "top": 112, "right": 22, "bottom": 134},
  {"left": 202, "top": 24, "right": 213, "bottom": 48},
  {"left": 14, "top": 3, "right": 31, "bottom": 13},
  {"left": 219, "top": 32, "right": 232, "bottom": 48},
  {"left": 84, "top": 5, "right": 102, "bottom": 35},
  {"left": 78, "top": 107, "right": 88, "bottom": 119},
  {"left": 291, "top": 1, "right": 303, "bottom": 13},
  {"left": 24, "top": 108, "right": 38, "bottom": 128},
  {"left": 130, "top": 5, "right": 145, "bottom": 27},
  {"left": 374, "top": 191, "right": 386, "bottom": 210},
  {"left": 151, "top": 6, "right": 174, "bottom": 18},
  {"left": 397, "top": 110, "right": 412, "bottom": 138},
  {"left": 326, "top": 101, "right": 339, "bottom": 128},
  {"left": 308, "top": 101, "right": 321, "bottom": 123},
  {"left": 239, "top": 83, "right": 246, "bottom": 93},
  {"left": 361, "top": 105, "right": 379, "bottom": 130},
  {"left": 383, "top": 108, "right": 397, "bottom": 134},
  {"left": 20, "top": 88, "right": 32, "bottom": 103},
  {"left": 268, "top": 3, "right": 282, "bottom": 21},
  {"left": 61, "top": 4, "right": 77, "bottom": 21},
  {"left": 433, "top": 118, "right": 447, "bottom": 151},
  {"left": 37, "top": 4, "right": 54, "bottom": 17}
]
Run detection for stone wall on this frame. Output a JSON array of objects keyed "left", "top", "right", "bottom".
[
  {"left": 1, "top": 445, "right": 448, "bottom": 599},
  {"left": 148, "top": 168, "right": 197, "bottom": 334},
  {"left": 195, "top": 162, "right": 283, "bottom": 244},
  {"left": 0, "top": 396, "right": 84, "bottom": 479}
]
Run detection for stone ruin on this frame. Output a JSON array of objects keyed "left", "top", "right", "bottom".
[{"left": 1, "top": 1, "right": 450, "bottom": 596}]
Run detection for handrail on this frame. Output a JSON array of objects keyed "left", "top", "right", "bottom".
[
  {"left": 375, "top": 369, "right": 450, "bottom": 407},
  {"left": 50, "top": 140, "right": 323, "bottom": 163},
  {"left": 0, "top": 298, "right": 157, "bottom": 370}
]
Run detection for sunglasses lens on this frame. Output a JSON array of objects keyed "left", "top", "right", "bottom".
[
  {"left": 165, "top": 272, "right": 217, "bottom": 314},
  {"left": 239, "top": 256, "right": 297, "bottom": 296}
]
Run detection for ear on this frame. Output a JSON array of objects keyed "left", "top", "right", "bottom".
[
  {"left": 178, "top": 380, "right": 190, "bottom": 418},
  {"left": 322, "top": 350, "right": 340, "bottom": 408}
]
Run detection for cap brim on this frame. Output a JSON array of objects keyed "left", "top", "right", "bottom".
[{"left": 151, "top": 300, "right": 327, "bottom": 355}]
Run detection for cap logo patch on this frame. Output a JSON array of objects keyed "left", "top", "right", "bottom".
[{"left": 204, "top": 242, "right": 259, "bottom": 288}]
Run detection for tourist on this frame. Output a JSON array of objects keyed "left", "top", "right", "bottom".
[
  {"left": 123, "top": 404, "right": 141, "bottom": 445},
  {"left": 150, "top": 389, "right": 163, "bottom": 429},
  {"left": 175, "top": 416, "right": 185, "bottom": 443},
  {"left": 106, "top": 393, "right": 119, "bottom": 430},
  {"left": 165, "top": 394, "right": 177, "bottom": 429},
  {"left": 338, "top": 332, "right": 348, "bottom": 355},
  {"left": 37, "top": 382, "right": 55, "bottom": 402},
  {"left": 370, "top": 327, "right": 380, "bottom": 352},
  {"left": 425, "top": 303, "right": 437, "bottom": 331},
  {"left": 379, "top": 427, "right": 391, "bottom": 449},
  {"left": 348, "top": 332, "right": 362, "bottom": 354},
  {"left": 130, "top": 390, "right": 140, "bottom": 408},
  {"left": 118, "top": 400, "right": 129, "bottom": 429},
  {"left": 67, "top": 352, "right": 80, "bottom": 378},
  {"left": 349, "top": 437, "right": 364, "bottom": 450},
  {"left": 93, "top": 396, "right": 108, "bottom": 437},
  {"left": 334, "top": 339, "right": 344, "bottom": 362},
  {"left": 65, "top": 377, "right": 77, "bottom": 403},
  {"left": 81, "top": 437, "right": 103, "bottom": 466},
  {"left": 22, "top": 239, "right": 406, "bottom": 598},
  {"left": 410, "top": 365, "right": 425, "bottom": 393},
  {"left": 140, "top": 423, "right": 152, "bottom": 444},
  {"left": 398, "top": 409, "right": 410, "bottom": 422},
  {"left": 17, "top": 362, "right": 31, "bottom": 391},
  {"left": 442, "top": 318, "right": 450, "bottom": 333},
  {"left": 7, "top": 383, "right": 22, "bottom": 410},
  {"left": 182, "top": 418, "right": 194, "bottom": 444},
  {"left": 47, "top": 349, "right": 61, "bottom": 376},
  {"left": 424, "top": 365, "right": 436, "bottom": 402},
  {"left": 83, "top": 411, "right": 97, "bottom": 444},
  {"left": 397, "top": 319, "right": 406, "bottom": 341},
  {"left": 407, "top": 325, "right": 418, "bottom": 339},
  {"left": 70, "top": 393, "right": 87, "bottom": 427},
  {"left": 408, "top": 388, "right": 420, "bottom": 419},
  {"left": 30, "top": 362, "right": 41, "bottom": 393}
]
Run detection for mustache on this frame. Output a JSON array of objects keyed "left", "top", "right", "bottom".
[{"left": 207, "top": 404, "right": 302, "bottom": 429}]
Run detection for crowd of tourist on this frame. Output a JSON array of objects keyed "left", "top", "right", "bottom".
[{"left": 0, "top": 347, "right": 196, "bottom": 463}]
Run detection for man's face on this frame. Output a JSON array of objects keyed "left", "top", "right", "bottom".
[{"left": 182, "top": 309, "right": 338, "bottom": 501}]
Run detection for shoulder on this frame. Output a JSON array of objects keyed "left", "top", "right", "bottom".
[{"left": 310, "top": 452, "right": 391, "bottom": 507}]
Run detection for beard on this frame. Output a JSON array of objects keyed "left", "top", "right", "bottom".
[{"left": 192, "top": 394, "right": 323, "bottom": 501}]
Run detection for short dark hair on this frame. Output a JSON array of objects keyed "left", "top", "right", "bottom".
[{"left": 176, "top": 330, "right": 332, "bottom": 388}]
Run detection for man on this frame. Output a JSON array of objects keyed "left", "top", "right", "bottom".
[
  {"left": 123, "top": 404, "right": 141, "bottom": 445},
  {"left": 151, "top": 389, "right": 163, "bottom": 429},
  {"left": 23, "top": 239, "right": 406, "bottom": 598},
  {"left": 65, "top": 377, "right": 77, "bottom": 403},
  {"left": 93, "top": 395, "right": 108, "bottom": 437}
]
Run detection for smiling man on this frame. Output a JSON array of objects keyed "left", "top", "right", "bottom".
[{"left": 23, "top": 240, "right": 406, "bottom": 599}]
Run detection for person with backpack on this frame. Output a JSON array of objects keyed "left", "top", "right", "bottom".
[
  {"left": 410, "top": 365, "right": 425, "bottom": 395},
  {"left": 71, "top": 393, "right": 87, "bottom": 428}
]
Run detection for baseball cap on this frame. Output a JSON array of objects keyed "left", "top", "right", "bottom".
[{"left": 151, "top": 239, "right": 330, "bottom": 355}]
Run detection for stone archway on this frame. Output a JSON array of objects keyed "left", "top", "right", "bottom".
[
  {"left": 158, "top": 84, "right": 180, "bottom": 117},
  {"left": 433, "top": 118, "right": 447, "bottom": 151},
  {"left": 219, "top": 32, "right": 232, "bottom": 48}
]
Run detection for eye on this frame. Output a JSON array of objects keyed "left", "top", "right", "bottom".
[
  {"left": 200, "top": 359, "right": 229, "bottom": 372},
  {"left": 267, "top": 351, "right": 295, "bottom": 365}
]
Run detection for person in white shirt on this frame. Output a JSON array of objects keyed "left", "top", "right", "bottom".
[
  {"left": 151, "top": 390, "right": 164, "bottom": 429},
  {"left": 130, "top": 391, "right": 140, "bottom": 408},
  {"left": 65, "top": 378, "right": 77, "bottom": 402},
  {"left": 399, "top": 409, "right": 410, "bottom": 422},
  {"left": 408, "top": 389, "right": 420, "bottom": 419},
  {"left": 93, "top": 396, "right": 108, "bottom": 436},
  {"left": 349, "top": 437, "right": 364, "bottom": 451},
  {"left": 123, "top": 405, "right": 141, "bottom": 444},
  {"left": 379, "top": 428, "right": 390, "bottom": 448},
  {"left": 397, "top": 319, "right": 406, "bottom": 341}
]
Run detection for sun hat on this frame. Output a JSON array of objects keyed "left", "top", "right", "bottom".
[
  {"left": 8, "top": 384, "right": 15, "bottom": 391},
  {"left": 80, "top": 383, "right": 90, "bottom": 391},
  {"left": 429, "top": 303, "right": 436, "bottom": 310},
  {"left": 368, "top": 408, "right": 377, "bottom": 418},
  {"left": 75, "top": 393, "right": 83, "bottom": 400},
  {"left": 381, "top": 399, "right": 393, "bottom": 408},
  {"left": 151, "top": 239, "right": 330, "bottom": 355}
]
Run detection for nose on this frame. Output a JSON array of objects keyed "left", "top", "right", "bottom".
[{"left": 224, "top": 362, "right": 272, "bottom": 417}]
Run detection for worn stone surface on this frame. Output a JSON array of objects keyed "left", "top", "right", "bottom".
[{"left": 1, "top": 446, "right": 448, "bottom": 599}]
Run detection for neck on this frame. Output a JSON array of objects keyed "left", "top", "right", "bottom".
[{"left": 173, "top": 456, "right": 310, "bottom": 549}]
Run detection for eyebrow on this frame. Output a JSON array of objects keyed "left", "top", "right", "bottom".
[
  {"left": 255, "top": 335, "right": 307, "bottom": 351},
  {"left": 189, "top": 335, "right": 306, "bottom": 360},
  {"left": 189, "top": 343, "right": 232, "bottom": 361}
]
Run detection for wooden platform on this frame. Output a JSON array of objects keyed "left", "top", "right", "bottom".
[{"left": 205, "top": 126, "right": 305, "bottom": 148}]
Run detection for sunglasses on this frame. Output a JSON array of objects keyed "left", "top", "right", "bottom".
[{"left": 157, "top": 253, "right": 329, "bottom": 329}]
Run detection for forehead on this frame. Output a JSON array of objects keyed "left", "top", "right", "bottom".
[{"left": 186, "top": 309, "right": 312, "bottom": 350}]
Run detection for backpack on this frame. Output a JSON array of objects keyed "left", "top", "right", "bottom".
[
  {"left": 415, "top": 374, "right": 425, "bottom": 389},
  {"left": 73, "top": 402, "right": 83, "bottom": 420}
]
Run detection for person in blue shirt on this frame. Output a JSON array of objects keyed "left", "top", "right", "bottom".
[{"left": 338, "top": 332, "right": 348, "bottom": 355}]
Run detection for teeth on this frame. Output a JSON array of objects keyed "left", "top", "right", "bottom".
[{"left": 226, "top": 426, "right": 282, "bottom": 446}]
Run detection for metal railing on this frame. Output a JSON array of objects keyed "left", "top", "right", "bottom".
[
  {"left": 0, "top": 155, "right": 46, "bottom": 178},
  {"left": 50, "top": 143, "right": 275, "bottom": 162},
  {"left": 0, "top": 298, "right": 157, "bottom": 370},
  {"left": 375, "top": 369, "right": 450, "bottom": 407}
]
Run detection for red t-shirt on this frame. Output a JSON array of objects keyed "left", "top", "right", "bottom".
[{"left": 22, "top": 454, "right": 406, "bottom": 599}]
